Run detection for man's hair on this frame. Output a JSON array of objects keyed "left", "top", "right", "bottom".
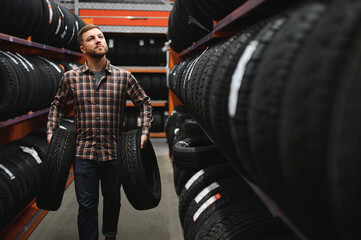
[{"left": 77, "top": 24, "right": 102, "bottom": 46}]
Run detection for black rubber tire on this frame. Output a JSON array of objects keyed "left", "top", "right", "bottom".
[
  {"left": 5, "top": 51, "right": 35, "bottom": 114},
  {"left": 26, "top": 57, "right": 52, "bottom": 110},
  {"left": 178, "top": 163, "right": 239, "bottom": 225},
  {"left": 199, "top": 0, "right": 229, "bottom": 20},
  {"left": 172, "top": 162, "right": 181, "bottom": 193},
  {"left": 116, "top": 39, "right": 127, "bottom": 66},
  {"left": 279, "top": 1, "right": 361, "bottom": 238},
  {"left": 193, "top": 199, "right": 296, "bottom": 240},
  {"left": 228, "top": 14, "right": 291, "bottom": 186},
  {"left": 36, "top": 127, "right": 76, "bottom": 211},
  {"left": 328, "top": 8, "right": 361, "bottom": 238},
  {"left": 180, "top": 0, "right": 213, "bottom": 34},
  {"left": 151, "top": 110, "right": 163, "bottom": 133},
  {"left": 35, "top": 56, "right": 64, "bottom": 100},
  {"left": 174, "top": 57, "right": 194, "bottom": 99},
  {"left": 0, "top": 158, "right": 25, "bottom": 218},
  {"left": 151, "top": 75, "right": 162, "bottom": 100},
  {"left": 1, "top": 150, "right": 34, "bottom": 204},
  {"left": 0, "top": 54, "right": 19, "bottom": 120},
  {"left": 208, "top": 23, "right": 266, "bottom": 178},
  {"left": 168, "top": 2, "right": 194, "bottom": 52},
  {"left": 0, "top": 172, "right": 12, "bottom": 230},
  {"left": 23, "top": 56, "right": 45, "bottom": 111},
  {"left": 6, "top": 149, "right": 41, "bottom": 200},
  {"left": 183, "top": 177, "right": 256, "bottom": 239},
  {"left": 12, "top": 135, "right": 48, "bottom": 165},
  {"left": 118, "top": 129, "right": 161, "bottom": 210},
  {"left": 248, "top": 3, "right": 326, "bottom": 208},
  {"left": 178, "top": 54, "right": 200, "bottom": 106},
  {"left": 0, "top": 51, "right": 28, "bottom": 117},
  {"left": 13, "top": 52, "right": 38, "bottom": 111},
  {"left": 188, "top": 47, "right": 217, "bottom": 123},
  {"left": 172, "top": 135, "right": 227, "bottom": 172},
  {"left": 32, "top": 0, "right": 59, "bottom": 46},
  {"left": 175, "top": 169, "right": 196, "bottom": 197},
  {"left": 106, "top": 37, "right": 117, "bottom": 65},
  {"left": 27, "top": 127, "right": 48, "bottom": 140}
]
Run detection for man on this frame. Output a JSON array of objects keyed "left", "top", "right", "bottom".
[{"left": 46, "top": 25, "right": 152, "bottom": 240}]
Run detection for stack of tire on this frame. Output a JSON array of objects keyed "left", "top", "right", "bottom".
[
  {"left": 132, "top": 73, "right": 168, "bottom": 100},
  {"left": 106, "top": 35, "right": 167, "bottom": 66},
  {"left": 168, "top": 0, "right": 361, "bottom": 238},
  {"left": 165, "top": 111, "right": 296, "bottom": 239},
  {"left": 168, "top": 0, "right": 249, "bottom": 52},
  {"left": 0, "top": 0, "right": 86, "bottom": 51},
  {"left": 0, "top": 50, "right": 81, "bottom": 121},
  {"left": 0, "top": 118, "right": 75, "bottom": 231},
  {"left": 123, "top": 108, "right": 167, "bottom": 133},
  {"left": 36, "top": 118, "right": 76, "bottom": 211}
]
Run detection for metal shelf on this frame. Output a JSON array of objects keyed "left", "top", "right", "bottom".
[
  {"left": 77, "top": 2, "right": 172, "bottom": 11},
  {"left": 150, "top": 132, "right": 166, "bottom": 138},
  {"left": 0, "top": 33, "right": 83, "bottom": 57},
  {"left": 180, "top": 0, "right": 267, "bottom": 56},
  {"left": 0, "top": 101, "right": 74, "bottom": 129}
]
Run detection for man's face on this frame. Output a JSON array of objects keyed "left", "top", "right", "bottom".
[{"left": 80, "top": 28, "right": 108, "bottom": 58}]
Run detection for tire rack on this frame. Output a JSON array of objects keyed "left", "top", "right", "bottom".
[
  {"left": 167, "top": 1, "right": 307, "bottom": 239},
  {"left": 0, "top": 33, "right": 85, "bottom": 239},
  {"left": 77, "top": 2, "right": 172, "bottom": 137}
]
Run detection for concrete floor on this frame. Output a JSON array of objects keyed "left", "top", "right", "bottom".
[{"left": 28, "top": 138, "right": 183, "bottom": 240}]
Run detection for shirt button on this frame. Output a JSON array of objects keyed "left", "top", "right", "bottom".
[{"left": 97, "top": 117, "right": 100, "bottom": 120}]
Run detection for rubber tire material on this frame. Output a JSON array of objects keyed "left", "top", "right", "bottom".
[{"left": 118, "top": 129, "right": 161, "bottom": 210}]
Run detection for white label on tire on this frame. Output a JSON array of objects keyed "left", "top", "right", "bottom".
[
  {"left": 193, "top": 193, "right": 221, "bottom": 222},
  {"left": 0, "top": 164, "right": 15, "bottom": 180},
  {"left": 59, "top": 125, "right": 67, "bottom": 130},
  {"left": 20, "top": 146, "right": 42, "bottom": 164},
  {"left": 185, "top": 169, "right": 205, "bottom": 190},
  {"left": 228, "top": 41, "right": 259, "bottom": 117},
  {"left": 195, "top": 182, "right": 220, "bottom": 203},
  {"left": 109, "top": 39, "right": 114, "bottom": 48}
]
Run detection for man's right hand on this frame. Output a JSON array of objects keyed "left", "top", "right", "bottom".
[{"left": 47, "top": 134, "right": 53, "bottom": 144}]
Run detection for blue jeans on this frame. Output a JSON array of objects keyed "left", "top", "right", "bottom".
[{"left": 74, "top": 157, "right": 121, "bottom": 240}]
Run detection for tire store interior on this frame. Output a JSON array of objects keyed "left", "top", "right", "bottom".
[{"left": 0, "top": 0, "right": 360, "bottom": 239}]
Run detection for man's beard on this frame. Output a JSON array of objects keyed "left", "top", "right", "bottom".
[
  {"left": 87, "top": 46, "right": 108, "bottom": 58},
  {"left": 88, "top": 52, "right": 105, "bottom": 58}
]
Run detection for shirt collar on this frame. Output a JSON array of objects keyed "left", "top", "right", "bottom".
[{"left": 80, "top": 59, "right": 112, "bottom": 74}]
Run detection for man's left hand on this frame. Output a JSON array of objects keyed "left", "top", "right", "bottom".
[{"left": 141, "top": 134, "right": 149, "bottom": 149}]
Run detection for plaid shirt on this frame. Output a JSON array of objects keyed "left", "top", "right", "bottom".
[{"left": 47, "top": 60, "right": 152, "bottom": 161}]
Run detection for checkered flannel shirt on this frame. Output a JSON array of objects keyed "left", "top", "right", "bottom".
[{"left": 47, "top": 60, "right": 152, "bottom": 161}]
